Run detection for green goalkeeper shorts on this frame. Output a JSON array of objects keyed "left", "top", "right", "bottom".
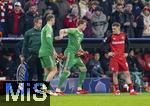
[
  {"left": 64, "top": 51, "right": 85, "bottom": 70},
  {"left": 40, "top": 55, "right": 56, "bottom": 68}
]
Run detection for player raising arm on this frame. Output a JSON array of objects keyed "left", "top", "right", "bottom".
[{"left": 55, "top": 19, "right": 88, "bottom": 95}]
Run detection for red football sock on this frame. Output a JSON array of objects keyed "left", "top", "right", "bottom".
[
  {"left": 114, "top": 84, "right": 119, "bottom": 91},
  {"left": 128, "top": 83, "right": 134, "bottom": 92}
]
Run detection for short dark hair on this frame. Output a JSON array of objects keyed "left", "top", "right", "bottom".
[
  {"left": 46, "top": 14, "right": 55, "bottom": 22},
  {"left": 112, "top": 22, "right": 121, "bottom": 27},
  {"left": 78, "top": 19, "right": 87, "bottom": 25},
  {"left": 34, "top": 17, "right": 42, "bottom": 23}
]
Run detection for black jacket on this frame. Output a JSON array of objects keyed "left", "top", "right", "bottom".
[
  {"left": 134, "top": 15, "right": 144, "bottom": 38},
  {"left": 127, "top": 55, "right": 142, "bottom": 72},
  {"left": 25, "top": 11, "right": 39, "bottom": 31},
  {"left": 110, "top": 11, "right": 126, "bottom": 31},
  {"left": 22, "top": 28, "right": 41, "bottom": 58},
  {"left": 124, "top": 11, "right": 135, "bottom": 38},
  {"left": 6, "top": 11, "right": 25, "bottom": 35}
]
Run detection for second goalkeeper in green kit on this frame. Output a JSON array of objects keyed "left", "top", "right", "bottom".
[{"left": 39, "top": 14, "right": 58, "bottom": 96}]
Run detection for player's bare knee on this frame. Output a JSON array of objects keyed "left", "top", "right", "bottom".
[{"left": 79, "top": 67, "right": 87, "bottom": 72}]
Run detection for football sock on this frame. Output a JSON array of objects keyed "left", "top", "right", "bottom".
[
  {"left": 128, "top": 83, "right": 134, "bottom": 92},
  {"left": 43, "top": 73, "right": 51, "bottom": 90},
  {"left": 57, "top": 71, "right": 70, "bottom": 89},
  {"left": 114, "top": 84, "right": 119, "bottom": 91},
  {"left": 77, "top": 71, "right": 86, "bottom": 88}
]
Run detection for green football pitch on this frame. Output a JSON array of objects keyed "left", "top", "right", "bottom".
[
  {"left": 50, "top": 93, "right": 150, "bottom": 106},
  {"left": 0, "top": 93, "right": 149, "bottom": 106}
]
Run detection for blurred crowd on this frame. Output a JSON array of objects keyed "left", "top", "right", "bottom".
[
  {"left": 0, "top": 0, "right": 150, "bottom": 38},
  {"left": 0, "top": 46, "right": 150, "bottom": 91}
]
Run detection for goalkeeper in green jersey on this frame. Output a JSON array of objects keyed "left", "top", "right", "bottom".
[
  {"left": 55, "top": 19, "right": 88, "bottom": 95},
  {"left": 39, "top": 14, "right": 58, "bottom": 96}
]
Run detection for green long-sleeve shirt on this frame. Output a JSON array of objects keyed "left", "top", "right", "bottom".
[
  {"left": 22, "top": 28, "right": 41, "bottom": 57},
  {"left": 39, "top": 24, "right": 54, "bottom": 57}
]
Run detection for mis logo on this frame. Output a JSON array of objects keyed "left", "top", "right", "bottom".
[{"left": 5, "top": 81, "right": 49, "bottom": 102}]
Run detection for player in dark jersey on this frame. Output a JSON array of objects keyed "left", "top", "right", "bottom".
[{"left": 103, "top": 22, "right": 138, "bottom": 95}]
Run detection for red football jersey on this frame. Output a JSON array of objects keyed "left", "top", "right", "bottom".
[
  {"left": 109, "top": 32, "right": 127, "bottom": 57},
  {"left": 103, "top": 32, "right": 129, "bottom": 71}
]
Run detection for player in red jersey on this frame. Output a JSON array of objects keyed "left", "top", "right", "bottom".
[{"left": 103, "top": 22, "right": 138, "bottom": 95}]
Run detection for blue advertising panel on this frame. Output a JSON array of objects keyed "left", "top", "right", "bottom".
[{"left": 51, "top": 77, "right": 110, "bottom": 93}]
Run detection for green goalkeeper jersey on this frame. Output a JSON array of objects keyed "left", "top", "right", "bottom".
[
  {"left": 65, "top": 28, "right": 84, "bottom": 53},
  {"left": 39, "top": 24, "right": 54, "bottom": 57}
]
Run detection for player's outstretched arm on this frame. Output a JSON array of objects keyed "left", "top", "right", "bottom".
[{"left": 55, "top": 29, "right": 68, "bottom": 40}]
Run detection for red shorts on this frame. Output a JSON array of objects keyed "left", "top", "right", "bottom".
[{"left": 109, "top": 57, "right": 129, "bottom": 72}]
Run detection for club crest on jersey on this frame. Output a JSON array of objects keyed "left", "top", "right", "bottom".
[
  {"left": 113, "top": 38, "right": 116, "bottom": 40},
  {"left": 122, "top": 36, "right": 125, "bottom": 40}
]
